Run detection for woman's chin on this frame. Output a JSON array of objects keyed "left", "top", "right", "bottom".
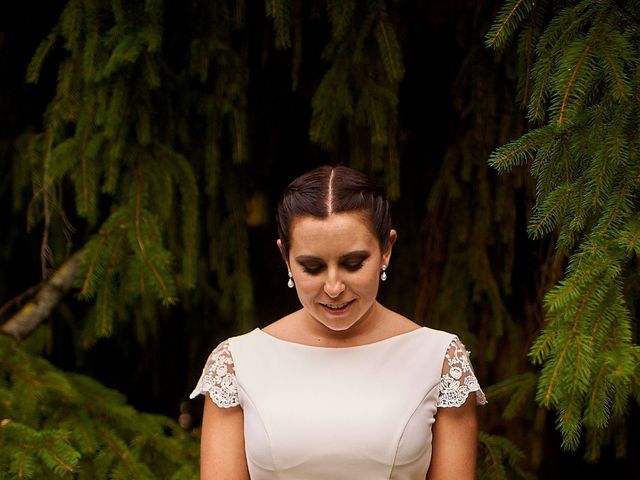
[
  {"left": 306, "top": 300, "right": 380, "bottom": 333},
  {"left": 313, "top": 302, "right": 360, "bottom": 331},
  {"left": 318, "top": 320, "right": 357, "bottom": 332}
]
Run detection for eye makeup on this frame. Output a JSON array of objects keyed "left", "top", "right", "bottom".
[
  {"left": 340, "top": 251, "right": 370, "bottom": 270},
  {"left": 301, "top": 263, "right": 323, "bottom": 274},
  {"left": 295, "top": 251, "right": 371, "bottom": 274}
]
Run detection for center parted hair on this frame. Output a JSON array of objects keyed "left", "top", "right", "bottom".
[{"left": 276, "top": 165, "right": 392, "bottom": 258}]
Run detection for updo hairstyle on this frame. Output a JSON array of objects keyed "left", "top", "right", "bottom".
[{"left": 276, "top": 165, "right": 392, "bottom": 259}]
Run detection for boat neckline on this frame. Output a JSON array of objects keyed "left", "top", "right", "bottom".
[{"left": 255, "top": 326, "right": 426, "bottom": 350}]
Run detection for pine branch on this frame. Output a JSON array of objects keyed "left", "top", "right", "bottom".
[
  {"left": 134, "top": 172, "right": 175, "bottom": 305},
  {"left": 78, "top": 103, "right": 97, "bottom": 220},
  {"left": 485, "top": 0, "right": 535, "bottom": 49},
  {"left": 488, "top": 126, "right": 557, "bottom": 172},
  {"left": 584, "top": 362, "right": 612, "bottom": 428},
  {"left": 375, "top": 17, "right": 404, "bottom": 82},
  {"left": 0, "top": 421, "right": 81, "bottom": 477},
  {"left": 41, "top": 133, "right": 54, "bottom": 279},
  {"left": 0, "top": 338, "right": 199, "bottom": 477},
  {"left": 556, "top": 41, "right": 593, "bottom": 126},
  {"left": 26, "top": 26, "right": 61, "bottom": 84},
  {"left": 478, "top": 432, "right": 535, "bottom": 480},
  {"left": 490, "top": 1, "right": 640, "bottom": 452},
  {"left": 265, "top": 0, "right": 292, "bottom": 49},
  {"left": 616, "top": 215, "right": 640, "bottom": 254},
  {"left": 326, "top": 0, "right": 355, "bottom": 40},
  {"left": 527, "top": 180, "right": 577, "bottom": 239},
  {"left": 596, "top": 29, "right": 631, "bottom": 99}
]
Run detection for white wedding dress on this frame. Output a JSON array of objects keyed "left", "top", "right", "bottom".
[{"left": 191, "top": 327, "right": 486, "bottom": 479}]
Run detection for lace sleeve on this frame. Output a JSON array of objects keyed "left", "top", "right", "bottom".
[
  {"left": 189, "top": 340, "right": 239, "bottom": 408},
  {"left": 436, "top": 337, "right": 487, "bottom": 408}
]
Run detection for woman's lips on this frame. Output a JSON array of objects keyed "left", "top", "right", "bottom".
[{"left": 319, "top": 299, "right": 356, "bottom": 315}]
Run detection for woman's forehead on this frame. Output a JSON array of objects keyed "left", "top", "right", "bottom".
[{"left": 288, "top": 213, "right": 378, "bottom": 251}]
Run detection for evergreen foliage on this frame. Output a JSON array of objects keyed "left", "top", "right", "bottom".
[
  {"left": 477, "top": 432, "right": 536, "bottom": 480},
  {"left": 20, "top": 0, "right": 197, "bottom": 325},
  {"left": 14, "top": 0, "right": 406, "bottom": 339},
  {"left": 310, "top": 0, "right": 404, "bottom": 199},
  {"left": 15, "top": 0, "right": 258, "bottom": 339},
  {"left": 487, "top": 0, "right": 640, "bottom": 458},
  {"left": 5, "top": 0, "right": 407, "bottom": 474},
  {"left": 0, "top": 336, "right": 198, "bottom": 478}
]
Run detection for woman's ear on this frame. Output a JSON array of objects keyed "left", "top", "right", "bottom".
[
  {"left": 382, "top": 229, "right": 397, "bottom": 265},
  {"left": 276, "top": 239, "right": 289, "bottom": 270}
]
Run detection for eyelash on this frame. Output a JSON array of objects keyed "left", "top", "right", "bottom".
[{"left": 302, "top": 263, "right": 364, "bottom": 275}]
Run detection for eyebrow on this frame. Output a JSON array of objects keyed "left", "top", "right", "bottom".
[{"left": 294, "top": 251, "right": 371, "bottom": 263}]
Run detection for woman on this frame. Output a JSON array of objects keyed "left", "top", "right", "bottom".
[{"left": 191, "top": 165, "right": 486, "bottom": 479}]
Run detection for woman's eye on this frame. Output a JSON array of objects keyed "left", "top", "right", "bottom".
[
  {"left": 302, "top": 265, "right": 323, "bottom": 274},
  {"left": 299, "top": 260, "right": 364, "bottom": 274},
  {"left": 343, "top": 263, "right": 364, "bottom": 271}
]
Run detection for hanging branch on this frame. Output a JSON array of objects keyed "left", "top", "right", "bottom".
[{"left": 1, "top": 251, "right": 82, "bottom": 341}]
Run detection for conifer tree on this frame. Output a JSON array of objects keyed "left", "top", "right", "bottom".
[
  {"left": 5, "top": 0, "right": 617, "bottom": 476},
  {"left": 487, "top": 0, "right": 640, "bottom": 460},
  {"left": 3, "top": 0, "right": 408, "bottom": 475},
  {"left": 5, "top": 0, "right": 256, "bottom": 475}
]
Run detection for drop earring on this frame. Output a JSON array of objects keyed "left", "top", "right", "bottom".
[
  {"left": 380, "top": 265, "right": 387, "bottom": 281},
  {"left": 287, "top": 271, "right": 295, "bottom": 288}
]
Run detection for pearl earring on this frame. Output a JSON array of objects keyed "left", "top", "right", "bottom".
[
  {"left": 287, "top": 271, "right": 295, "bottom": 288},
  {"left": 380, "top": 265, "right": 387, "bottom": 281}
]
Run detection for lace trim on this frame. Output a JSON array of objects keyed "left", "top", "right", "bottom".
[
  {"left": 190, "top": 340, "right": 239, "bottom": 408},
  {"left": 436, "top": 337, "right": 487, "bottom": 408}
]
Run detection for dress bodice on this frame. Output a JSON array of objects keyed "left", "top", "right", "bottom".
[{"left": 191, "top": 327, "right": 486, "bottom": 479}]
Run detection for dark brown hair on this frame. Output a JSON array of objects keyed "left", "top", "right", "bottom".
[{"left": 276, "top": 165, "right": 392, "bottom": 258}]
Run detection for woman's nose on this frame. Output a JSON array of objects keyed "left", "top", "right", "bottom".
[{"left": 324, "top": 274, "right": 345, "bottom": 298}]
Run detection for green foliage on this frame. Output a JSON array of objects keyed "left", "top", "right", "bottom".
[
  {"left": 485, "top": 0, "right": 536, "bottom": 49},
  {"left": 11, "top": 0, "right": 409, "bottom": 343},
  {"left": 0, "top": 422, "right": 79, "bottom": 478},
  {"left": 326, "top": 0, "right": 355, "bottom": 40},
  {"left": 3, "top": 0, "right": 563, "bottom": 477},
  {"left": 12, "top": 0, "right": 407, "bottom": 343},
  {"left": 488, "top": 0, "right": 640, "bottom": 459},
  {"left": 477, "top": 432, "right": 535, "bottom": 480},
  {"left": 186, "top": 0, "right": 254, "bottom": 332},
  {"left": 310, "top": 0, "right": 404, "bottom": 199},
  {"left": 265, "top": 0, "right": 292, "bottom": 49},
  {"left": 13, "top": 0, "right": 261, "bottom": 342},
  {"left": 0, "top": 336, "right": 198, "bottom": 479}
]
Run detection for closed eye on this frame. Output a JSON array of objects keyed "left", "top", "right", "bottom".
[
  {"left": 341, "top": 252, "right": 369, "bottom": 271},
  {"left": 302, "top": 263, "right": 363, "bottom": 274},
  {"left": 343, "top": 262, "right": 364, "bottom": 271},
  {"left": 295, "top": 251, "right": 370, "bottom": 275},
  {"left": 302, "top": 265, "right": 324, "bottom": 274},
  {"left": 297, "top": 259, "right": 325, "bottom": 274}
]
